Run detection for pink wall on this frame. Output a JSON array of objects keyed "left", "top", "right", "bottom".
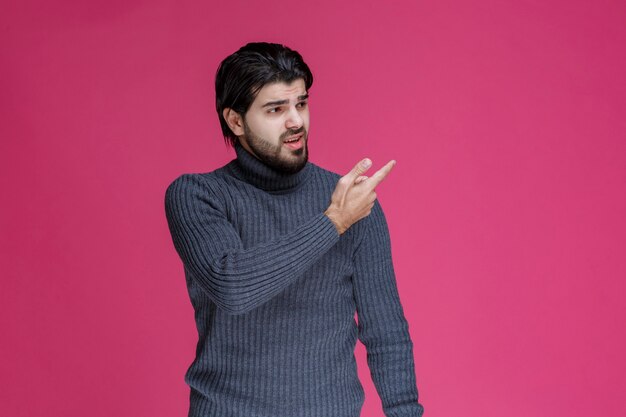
[{"left": 2, "top": 1, "right": 625, "bottom": 416}]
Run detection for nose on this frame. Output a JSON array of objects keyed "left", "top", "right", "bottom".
[{"left": 285, "top": 106, "right": 303, "bottom": 130}]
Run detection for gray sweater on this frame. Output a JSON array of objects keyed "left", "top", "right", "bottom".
[{"left": 164, "top": 143, "right": 424, "bottom": 417}]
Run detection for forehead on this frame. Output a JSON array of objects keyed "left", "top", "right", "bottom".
[{"left": 253, "top": 79, "right": 307, "bottom": 104}]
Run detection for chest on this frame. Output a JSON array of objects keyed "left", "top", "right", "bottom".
[{"left": 226, "top": 186, "right": 333, "bottom": 243}]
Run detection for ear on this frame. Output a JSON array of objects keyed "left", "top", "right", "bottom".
[{"left": 223, "top": 108, "right": 245, "bottom": 137}]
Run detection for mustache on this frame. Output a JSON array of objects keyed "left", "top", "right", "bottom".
[{"left": 280, "top": 126, "right": 306, "bottom": 141}]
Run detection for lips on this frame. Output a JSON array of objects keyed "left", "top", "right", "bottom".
[
  {"left": 283, "top": 133, "right": 303, "bottom": 143},
  {"left": 283, "top": 133, "right": 304, "bottom": 150}
]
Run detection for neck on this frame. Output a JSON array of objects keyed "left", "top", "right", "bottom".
[{"left": 228, "top": 142, "right": 312, "bottom": 192}]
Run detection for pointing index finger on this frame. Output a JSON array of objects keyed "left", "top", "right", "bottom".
[{"left": 369, "top": 160, "right": 396, "bottom": 187}]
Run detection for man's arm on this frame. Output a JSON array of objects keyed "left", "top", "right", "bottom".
[
  {"left": 352, "top": 200, "right": 424, "bottom": 417},
  {"left": 164, "top": 158, "right": 393, "bottom": 315},
  {"left": 164, "top": 173, "right": 340, "bottom": 315}
]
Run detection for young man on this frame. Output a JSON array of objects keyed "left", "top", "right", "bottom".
[{"left": 164, "top": 42, "right": 424, "bottom": 417}]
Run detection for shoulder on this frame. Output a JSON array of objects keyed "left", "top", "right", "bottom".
[
  {"left": 306, "top": 162, "right": 342, "bottom": 193},
  {"left": 165, "top": 172, "right": 218, "bottom": 198},
  {"left": 164, "top": 167, "right": 234, "bottom": 216},
  {"left": 309, "top": 162, "right": 341, "bottom": 181},
  {"left": 165, "top": 160, "right": 236, "bottom": 196},
  {"left": 356, "top": 199, "right": 388, "bottom": 230}
]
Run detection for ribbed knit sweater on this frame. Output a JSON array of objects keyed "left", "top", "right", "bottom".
[{"left": 164, "top": 143, "right": 424, "bottom": 417}]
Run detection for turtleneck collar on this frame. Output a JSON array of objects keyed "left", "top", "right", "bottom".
[{"left": 228, "top": 142, "right": 312, "bottom": 193}]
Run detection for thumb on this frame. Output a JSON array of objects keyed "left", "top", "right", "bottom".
[{"left": 346, "top": 158, "right": 372, "bottom": 182}]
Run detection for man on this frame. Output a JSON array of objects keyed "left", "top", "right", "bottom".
[{"left": 164, "top": 42, "right": 424, "bottom": 417}]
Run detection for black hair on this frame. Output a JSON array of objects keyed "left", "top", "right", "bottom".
[{"left": 215, "top": 42, "right": 313, "bottom": 147}]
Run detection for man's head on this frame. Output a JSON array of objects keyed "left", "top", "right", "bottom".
[{"left": 215, "top": 42, "right": 313, "bottom": 174}]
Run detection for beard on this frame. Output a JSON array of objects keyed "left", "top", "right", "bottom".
[{"left": 242, "top": 121, "right": 309, "bottom": 174}]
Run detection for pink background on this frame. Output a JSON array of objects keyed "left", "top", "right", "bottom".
[{"left": 2, "top": 1, "right": 625, "bottom": 416}]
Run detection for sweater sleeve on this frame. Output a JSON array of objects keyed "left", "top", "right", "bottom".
[
  {"left": 164, "top": 173, "right": 340, "bottom": 315},
  {"left": 352, "top": 200, "right": 424, "bottom": 417}
]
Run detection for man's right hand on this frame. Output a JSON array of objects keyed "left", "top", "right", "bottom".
[{"left": 324, "top": 158, "right": 396, "bottom": 235}]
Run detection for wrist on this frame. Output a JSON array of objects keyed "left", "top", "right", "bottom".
[{"left": 324, "top": 208, "right": 347, "bottom": 235}]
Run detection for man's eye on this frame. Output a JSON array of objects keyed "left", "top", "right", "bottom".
[
  {"left": 268, "top": 107, "right": 282, "bottom": 113},
  {"left": 297, "top": 101, "right": 308, "bottom": 108}
]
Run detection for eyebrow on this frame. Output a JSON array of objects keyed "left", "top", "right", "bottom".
[{"left": 261, "top": 94, "right": 309, "bottom": 108}]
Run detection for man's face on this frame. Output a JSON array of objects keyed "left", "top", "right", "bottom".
[{"left": 239, "top": 79, "right": 310, "bottom": 174}]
